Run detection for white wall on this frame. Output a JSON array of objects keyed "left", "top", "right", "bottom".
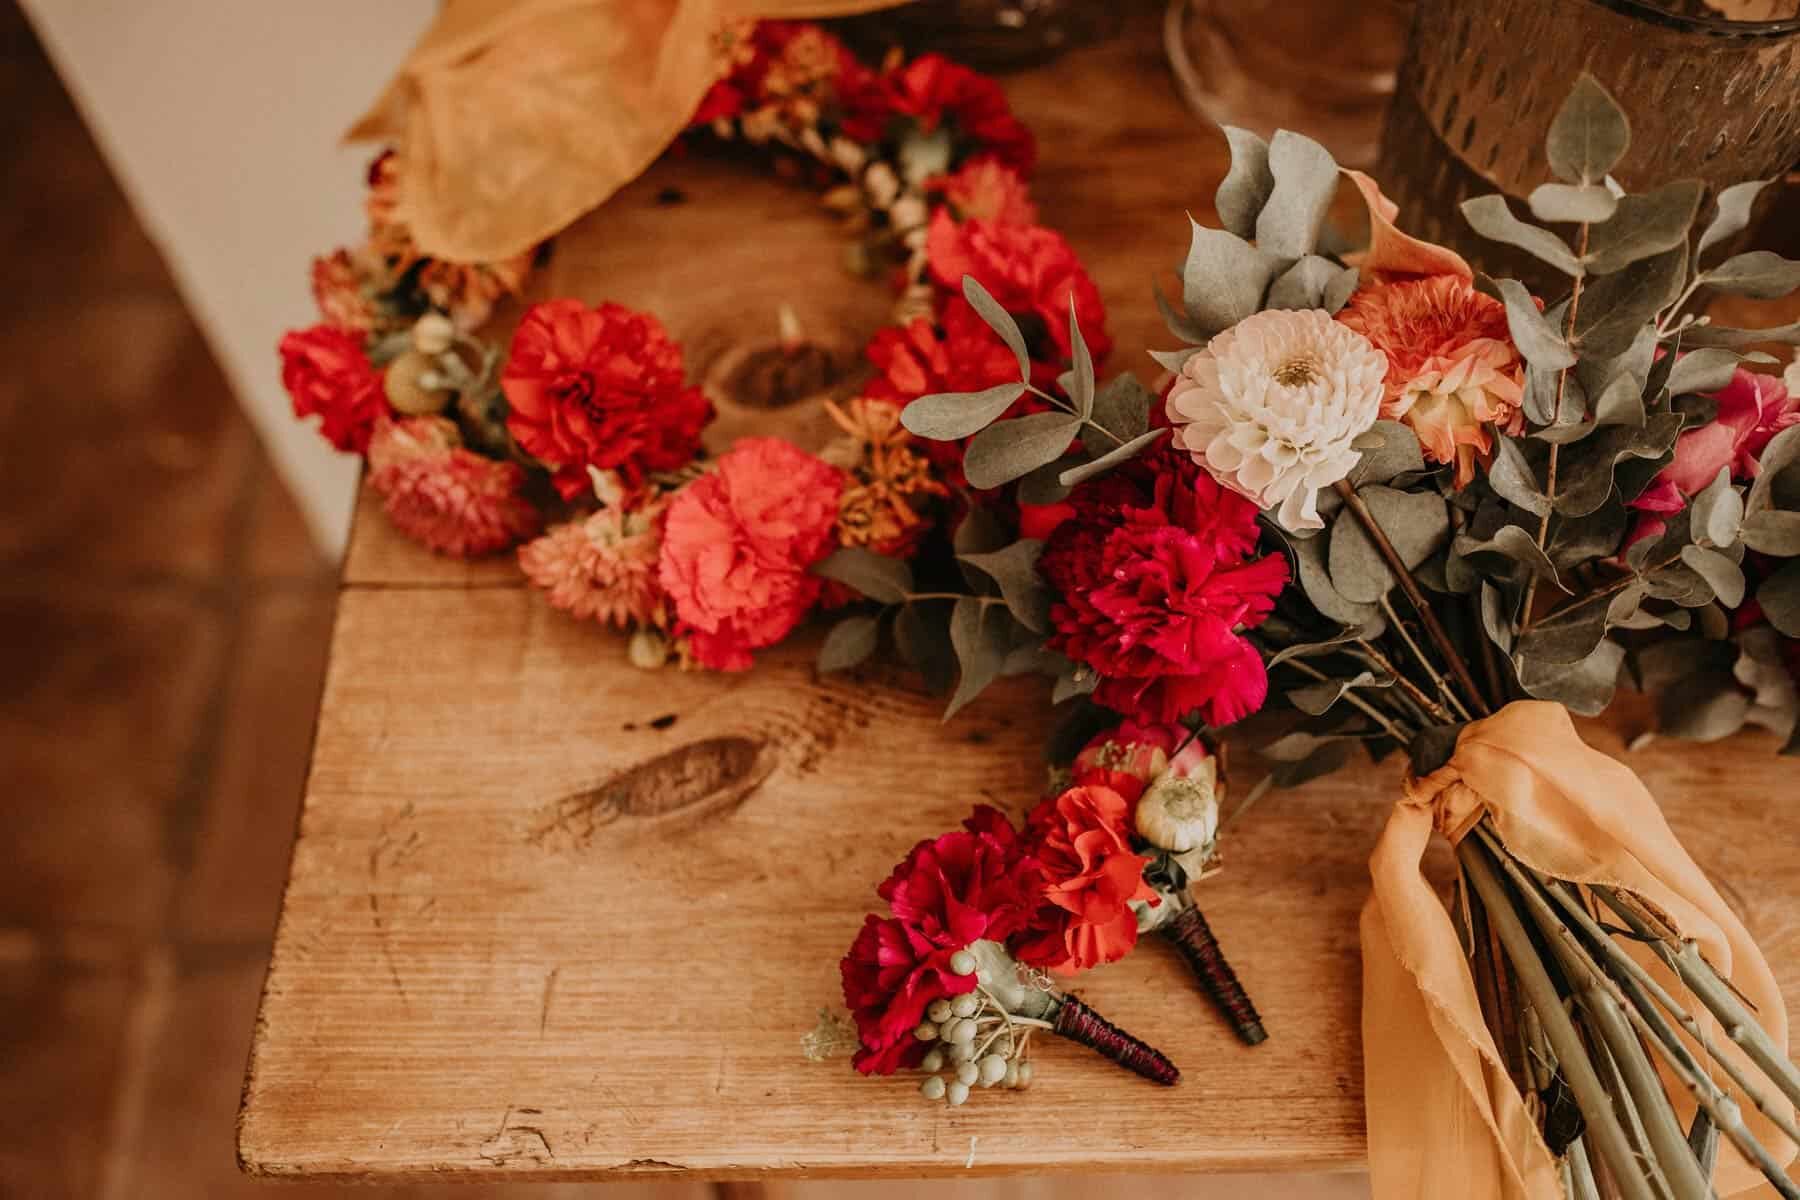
[{"left": 21, "top": 0, "right": 439, "bottom": 558}]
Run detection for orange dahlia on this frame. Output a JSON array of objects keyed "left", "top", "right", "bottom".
[
  {"left": 1336, "top": 274, "right": 1526, "bottom": 487},
  {"left": 366, "top": 417, "right": 541, "bottom": 557}
]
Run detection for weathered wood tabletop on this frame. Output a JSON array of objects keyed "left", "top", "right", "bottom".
[{"left": 237, "top": 10, "right": 1800, "bottom": 1185}]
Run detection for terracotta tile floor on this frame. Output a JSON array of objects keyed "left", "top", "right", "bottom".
[{"left": 0, "top": 8, "right": 1364, "bottom": 1197}]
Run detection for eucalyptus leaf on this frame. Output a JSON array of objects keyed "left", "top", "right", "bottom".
[
  {"left": 1517, "top": 595, "right": 1610, "bottom": 665},
  {"left": 962, "top": 411, "right": 1082, "bottom": 490},
  {"left": 1266, "top": 255, "right": 1344, "bottom": 310},
  {"left": 957, "top": 540, "right": 1050, "bottom": 633},
  {"left": 1214, "top": 126, "right": 1274, "bottom": 240},
  {"left": 1154, "top": 279, "right": 1210, "bottom": 345},
  {"left": 1016, "top": 455, "right": 1079, "bottom": 506},
  {"left": 1284, "top": 528, "right": 1379, "bottom": 626},
  {"left": 1749, "top": 426, "right": 1800, "bottom": 512},
  {"left": 1528, "top": 182, "right": 1618, "bottom": 224},
  {"left": 901, "top": 382, "right": 1024, "bottom": 441},
  {"left": 1481, "top": 580, "right": 1518, "bottom": 655},
  {"left": 1327, "top": 485, "right": 1453, "bottom": 604},
  {"left": 1183, "top": 221, "right": 1278, "bottom": 335},
  {"left": 1255, "top": 129, "right": 1338, "bottom": 263},
  {"left": 1757, "top": 560, "right": 1800, "bottom": 637},
  {"left": 1702, "top": 250, "right": 1800, "bottom": 301},
  {"left": 1658, "top": 668, "right": 1752, "bottom": 742},
  {"left": 1290, "top": 669, "right": 1392, "bottom": 716},
  {"left": 1051, "top": 661, "right": 1097, "bottom": 704},
  {"left": 812, "top": 546, "right": 913, "bottom": 604},
  {"left": 1084, "top": 373, "right": 1153, "bottom": 451},
  {"left": 1516, "top": 637, "right": 1624, "bottom": 715},
  {"left": 817, "top": 615, "right": 879, "bottom": 673},
  {"left": 1665, "top": 348, "right": 1745, "bottom": 396},
  {"left": 1268, "top": 740, "right": 1357, "bottom": 789},
  {"left": 1680, "top": 544, "right": 1746, "bottom": 607},
  {"left": 1574, "top": 245, "right": 1687, "bottom": 358},
  {"left": 1323, "top": 265, "right": 1361, "bottom": 314},
  {"left": 1675, "top": 320, "right": 1800, "bottom": 349},
  {"left": 1455, "top": 526, "right": 1566, "bottom": 590},
  {"left": 1740, "top": 510, "right": 1800, "bottom": 556},
  {"left": 945, "top": 598, "right": 1011, "bottom": 719},
  {"left": 1346, "top": 420, "right": 1425, "bottom": 487},
  {"left": 1462, "top": 198, "right": 1582, "bottom": 276},
  {"left": 1066, "top": 297, "right": 1095, "bottom": 419},
  {"left": 1545, "top": 74, "right": 1630, "bottom": 185},
  {"left": 1643, "top": 560, "right": 1714, "bottom": 606},
  {"left": 1549, "top": 492, "right": 1626, "bottom": 567},
  {"left": 1576, "top": 323, "right": 1656, "bottom": 402},
  {"left": 1582, "top": 180, "right": 1703, "bottom": 275},
  {"left": 1696, "top": 178, "right": 1772, "bottom": 262},
  {"left": 962, "top": 275, "right": 1029, "bottom": 381},
  {"left": 1553, "top": 413, "right": 1683, "bottom": 517},
  {"left": 1265, "top": 623, "right": 1382, "bottom": 668},
  {"left": 1592, "top": 373, "right": 1645, "bottom": 428},
  {"left": 893, "top": 600, "right": 954, "bottom": 694},
  {"left": 1148, "top": 346, "right": 1202, "bottom": 373},
  {"left": 1488, "top": 433, "right": 1551, "bottom": 517},
  {"left": 1490, "top": 276, "right": 1577, "bottom": 370},
  {"left": 1689, "top": 466, "right": 1744, "bottom": 548},
  {"left": 1060, "top": 427, "right": 1166, "bottom": 488}
]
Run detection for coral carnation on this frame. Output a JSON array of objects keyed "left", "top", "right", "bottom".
[
  {"left": 366, "top": 417, "right": 541, "bottom": 557},
  {"left": 884, "top": 54, "right": 1035, "bottom": 174},
  {"left": 502, "top": 300, "right": 714, "bottom": 501},
  {"left": 657, "top": 437, "right": 843, "bottom": 671},
  {"left": 279, "top": 324, "right": 389, "bottom": 454},
  {"left": 1040, "top": 444, "right": 1287, "bottom": 728},
  {"left": 925, "top": 210, "right": 1109, "bottom": 361},
  {"left": 518, "top": 502, "right": 668, "bottom": 630},
  {"left": 1014, "top": 785, "right": 1157, "bottom": 974},
  {"left": 1337, "top": 274, "right": 1525, "bottom": 486},
  {"left": 841, "top": 915, "right": 977, "bottom": 1075},
  {"left": 933, "top": 159, "right": 1038, "bottom": 227}
]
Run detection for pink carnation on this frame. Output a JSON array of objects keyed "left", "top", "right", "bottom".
[
  {"left": 657, "top": 437, "right": 844, "bottom": 671},
  {"left": 518, "top": 503, "right": 668, "bottom": 630},
  {"left": 367, "top": 417, "right": 541, "bottom": 557}
]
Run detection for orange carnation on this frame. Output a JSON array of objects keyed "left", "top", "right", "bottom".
[
  {"left": 1337, "top": 274, "right": 1526, "bottom": 486},
  {"left": 1014, "top": 785, "right": 1157, "bottom": 974}
]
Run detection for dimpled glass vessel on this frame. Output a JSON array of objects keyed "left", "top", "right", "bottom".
[{"left": 1376, "top": 0, "right": 1800, "bottom": 278}]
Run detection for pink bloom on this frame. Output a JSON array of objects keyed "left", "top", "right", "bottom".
[
  {"left": 657, "top": 437, "right": 844, "bottom": 671},
  {"left": 932, "top": 159, "right": 1038, "bottom": 227},
  {"left": 925, "top": 209, "right": 1109, "bottom": 361},
  {"left": 367, "top": 417, "right": 541, "bottom": 557}
]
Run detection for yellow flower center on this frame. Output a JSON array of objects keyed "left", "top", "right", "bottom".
[{"left": 1274, "top": 356, "right": 1322, "bottom": 387}]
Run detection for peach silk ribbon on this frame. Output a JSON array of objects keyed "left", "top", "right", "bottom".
[
  {"left": 348, "top": 0, "right": 910, "bottom": 264},
  {"left": 1362, "top": 700, "right": 1796, "bottom": 1199}
]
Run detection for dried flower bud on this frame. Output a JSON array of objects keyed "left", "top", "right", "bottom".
[
  {"left": 627, "top": 629, "right": 671, "bottom": 670},
  {"left": 829, "top": 137, "right": 866, "bottom": 176},
  {"left": 383, "top": 349, "right": 454, "bottom": 415},
  {"left": 889, "top": 193, "right": 927, "bottom": 234},
  {"left": 1134, "top": 757, "right": 1221, "bottom": 854},
  {"left": 864, "top": 161, "right": 900, "bottom": 209},
  {"left": 411, "top": 312, "right": 456, "bottom": 355}
]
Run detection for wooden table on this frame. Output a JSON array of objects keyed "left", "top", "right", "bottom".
[{"left": 237, "top": 10, "right": 1800, "bottom": 1186}]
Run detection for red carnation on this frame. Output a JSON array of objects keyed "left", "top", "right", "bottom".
[
  {"left": 879, "top": 805, "right": 1042, "bottom": 950},
  {"left": 279, "top": 324, "right": 389, "bottom": 454},
  {"left": 841, "top": 914, "right": 978, "bottom": 1075},
  {"left": 926, "top": 209, "right": 1109, "bottom": 362},
  {"left": 502, "top": 300, "right": 713, "bottom": 501},
  {"left": 885, "top": 54, "right": 1035, "bottom": 175},
  {"left": 1013, "top": 785, "right": 1157, "bottom": 974},
  {"left": 1039, "top": 445, "right": 1286, "bottom": 728},
  {"left": 657, "top": 437, "right": 843, "bottom": 671}
]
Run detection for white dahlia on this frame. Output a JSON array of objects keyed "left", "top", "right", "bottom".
[{"left": 1165, "top": 309, "right": 1387, "bottom": 532}]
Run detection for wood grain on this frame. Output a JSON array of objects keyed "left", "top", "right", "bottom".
[{"left": 241, "top": 8, "right": 1800, "bottom": 1186}]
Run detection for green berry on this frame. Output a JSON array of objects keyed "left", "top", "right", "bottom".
[
  {"left": 948, "top": 1018, "right": 977, "bottom": 1045},
  {"left": 1016, "top": 1061, "right": 1034, "bottom": 1089},
  {"left": 950, "top": 994, "right": 979, "bottom": 1019},
  {"left": 1002, "top": 1062, "right": 1020, "bottom": 1088},
  {"left": 949, "top": 950, "right": 977, "bottom": 975},
  {"left": 949, "top": 1041, "right": 975, "bottom": 1063},
  {"left": 978, "top": 1055, "right": 1007, "bottom": 1086},
  {"left": 955, "top": 1061, "right": 979, "bottom": 1086},
  {"left": 913, "top": 1021, "right": 938, "bottom": 1042},
  {"left": 926, "top": 999, "right": 953, "bottom": 1024},
  {"left": 921, "top": 1049, "right": 945, "bottom": 1073},
  {"left": 945, "top": 1081, "right": 970, "bottom": 1106},
  {"left": 920, "top": 1075, "right": 946, "bottom": 1101}
]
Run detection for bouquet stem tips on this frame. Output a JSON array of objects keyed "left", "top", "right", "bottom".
[
  {"left": 1161, "top": 904, "right": 1267, "bottom": 1047},
  {"left": 1052, "top": 995, "right": 1180, "bottom": 1086}
]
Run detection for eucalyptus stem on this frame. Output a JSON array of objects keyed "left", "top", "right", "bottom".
[
  {"left": 1568, "top": 1138, "right": 1603, "bottom": 1200},
  {"left": 1023, "top": 383, "right": 1125, "bottom": 446},
  {"left": 1355, "top": 637, "right": 1457, "bottom": 725},
  {"left": 1520, "top": 225, "right": 1591, "bottom": 630},
  {"left": 1332, "top": 480, "right": 1491, "bottom": 717},
  {"left": 1596, "top": 889, "right": 1800, "bottom": 1114},
  {"left": 1378, "top": 595, "right": 1474, "bottom": 723},
  {"left": 1459, "top": 838, "right": 1657, "bottom": 1200}
]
